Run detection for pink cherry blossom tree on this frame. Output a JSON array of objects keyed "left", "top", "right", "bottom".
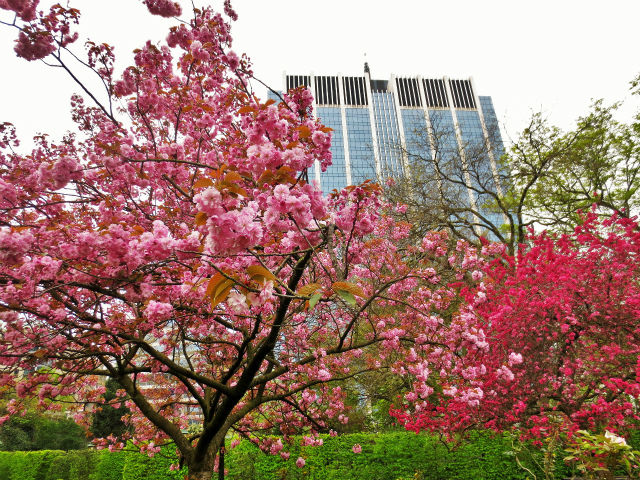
[
  {"left": 0, "top": 2, "right": 492, "bottom": 479},
  {"left": 393, "top": 211, "right": 640, "bottom": 442}
]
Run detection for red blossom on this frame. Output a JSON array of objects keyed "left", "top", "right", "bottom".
[{"left": 394, "top": 211, "right": 640, "bottom": 439}]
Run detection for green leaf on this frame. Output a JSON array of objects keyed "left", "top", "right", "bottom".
[
  {"left": 308, "top": 293, "right": 322, "bottom": 310},
  {"left": 336, "top": 289, "right": 356, "bottom": 306}
]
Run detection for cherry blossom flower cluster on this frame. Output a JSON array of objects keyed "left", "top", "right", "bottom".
[
  {"left": 2, "top": 1, "right": 80, "bottom": 60},
  {"left": 142, "top": 0, "right": 181, "bottom": 18},
  {"left": 0, "top": 2, "right": 501, "bottom": 476},
  {"left": 393, "top": 211, "right": 640, "bottom": 441}
]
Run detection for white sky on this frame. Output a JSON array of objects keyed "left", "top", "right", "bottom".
[{"left": 1, "top": 0, "right": 639, "bottom": 148}]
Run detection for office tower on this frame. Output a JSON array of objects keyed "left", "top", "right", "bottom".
[{"left": 269, "top": 67, "right": 506, "bottom": 235}]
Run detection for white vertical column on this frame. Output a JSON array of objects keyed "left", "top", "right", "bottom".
[
  {"left": 418, "top": 76, "right": 444, "bottom": 200},
  {"left": 364, "top": 70, "right": 381, "bottom": 179},
  {"left": 390, "top": 75, "right": 410, "bottom": 175},
  {"left": 380, "top": 91, "right": 395, "bottom": 174},
  {"left": 338, "top": 73, "right": 352, "bottom": 186},
  {"left": 308, "top": 72, "right": 323, "bottom": 190},
  {"left": 444, "top": 76, "right": 481, "bottom": 235},
  {"left": 416, "top": 76, "right": 435, "bottom": 159},
  {"left": 469, "top": 77, "right": 505, "bottom": 197}
]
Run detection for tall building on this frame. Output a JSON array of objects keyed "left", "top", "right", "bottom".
[{"left": 269, "top": 67, "right": 506, "bottom": 234}]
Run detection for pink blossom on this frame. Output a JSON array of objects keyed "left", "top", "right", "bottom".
[
  {"left": 48, "top": 157, "right": 80, "bottom": 189},
  {"left": 405, "top": 392, "right": 418, "bottom": 403},
  {"left": 223, "top": 0, "right": 237, "bottom": 21},
  {"left": 269, "top": 439, "right": 283, "bottom": 454},
  {"left": 143, "top": 0, "right": 181, "bottom": 17},
  {"left": 508, "top": 352, "right": 523, "bottom": 366},
  {"left": 14, "top": 30, "right": 56, "bottom": 61},
  {"left": 0, "top": 0, "right": 39, "bottom": 21},
  {"left": 352, "top": 444, "right": 362, "bottom": 454},
  {"left": 296, "top": 457, "right": 305, "bottom": 468},
  {"left": 442, "top": 386, "right": 457, "bottom": 397},
  {"left": 145, "top": 301, "right": 174, "bottom": 321},
  {"left": 227, "top": 292, "right": 248, "bottom": 314},
  {"left": 0, "top": 229, "right": 34, "bottom": 265},
  {"left": 496, "top": 365, "right": 515, "bottom": 382}
]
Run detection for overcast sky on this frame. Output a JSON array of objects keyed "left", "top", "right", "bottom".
[{"left": 1, "top": 0, "right": 638, "bottom": 148}]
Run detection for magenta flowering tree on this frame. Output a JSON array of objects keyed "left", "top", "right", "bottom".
[
  {"left": 1, "top": 2, "right": 493, "bottom": 479},
  {"left": 393, "top": 211, "right": 640, "bottom": 441}
]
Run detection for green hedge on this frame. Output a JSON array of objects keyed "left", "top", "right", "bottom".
[
  {"left": 121, "top": 445, "right": 187, "bottom": 480},
  {"left": 0, "top": 450, "right": 66, "bottom": 480},
  {"left": 225, "top": 431, "right": 559, "bottom": 480},
  {"left": 0, "top": 452, "right": 12, "bottom": 479},
  {"left": 90, "top": 449, "right": 126, "bottom": 480},
  {"left": 0, "top": 431, "right": 579, "bottom": 480}
]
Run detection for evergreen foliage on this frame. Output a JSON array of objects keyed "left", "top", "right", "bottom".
[{"left": 0, "top": 414, "right": 87, "bottom": 451}]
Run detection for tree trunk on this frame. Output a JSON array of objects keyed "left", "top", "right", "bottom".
[
  {"left": 185, "top": 436, "right": 227, "bottom": 480},
  {"left": 218, "top": 447, "right": 225, "bottom": 480},
  {"left": 189, "top": 471, "right": 214, "bottom": 480},
  {"left": 186, "top": 449, "right": 217, "bottom": 480}
]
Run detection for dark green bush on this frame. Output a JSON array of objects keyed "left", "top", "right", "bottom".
[{"left": 0, "top": 414, "right": 87, "bottom": 452}]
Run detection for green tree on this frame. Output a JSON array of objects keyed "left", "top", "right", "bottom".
[
  {"left": 90, "top": 378, "right": 132, "bottom": 441},
  {"left": 507, "top": 99, "right": 640, "bottom": 234},
  {"left": 0, "top": 413, "right": 87, "bottom": 451}
]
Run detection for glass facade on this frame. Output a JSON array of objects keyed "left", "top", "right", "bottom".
[
  {"left": 372, "top": 92, "right": 403, "bottom": 178},
  {"left": 428, "top": 109, "right": 458, "bottom": 161},
  {"left": 479, "top": 96, "right": 504, "bottom": 160},
  {"left": 272, "top": 74, "right": 505, "bottom": 239},
  {"left": 457, "top": 109, "right": 498, "bottom": 224},
  {"left": 315, "top": 107, "right": 347, "bottom": 193},
  {"left": 401, "top": 109, "right": 430, "bottom": 168},
  {"left": 345, "top": 108, "right": 375, "bottom": 185}
]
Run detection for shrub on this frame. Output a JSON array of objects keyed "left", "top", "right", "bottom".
[
  {"left": 46, "top": 452, "right": 73, "bottom": 480},
  {"left": 90, "top": 449, "right": 127, "bottom": 480},
  {"left": 122, "top": 445, "right": 187, "bottom": 480}
]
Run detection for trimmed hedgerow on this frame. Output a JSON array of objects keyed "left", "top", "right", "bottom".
[
  {"left": 121, "top": 445, "right": 187, "bottom": 480},
  {"left": 0, "top": 431, "right": 591, "bottom": 480},
  {"left": 225, "top": 431, "right": 573, "bottom": 480},
  {"left": 0, "top": 452, "right": 11, "bottom": 480},
  {"left": 3, "top": 450, "right": 65, "bottom": 480},
  {"left": 90, "top": 449, "right": 126, "bottom": 480},
  {"left": 46, "top": 450, "right": 74, "bottom": 480}
]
